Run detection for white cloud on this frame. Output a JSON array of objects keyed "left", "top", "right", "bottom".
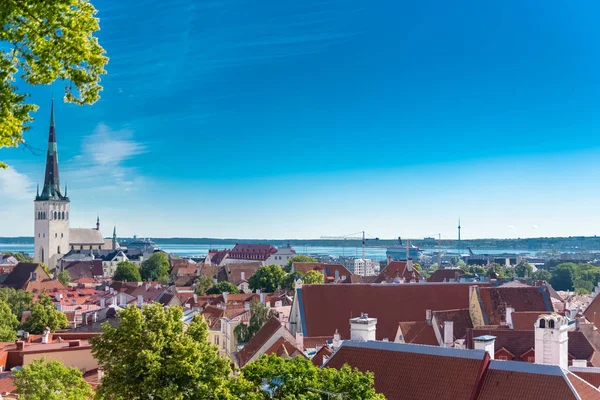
[
  {"left": 82, "top": 123, "right": 146, "bottom": 166},
  {"left": 0, "top": 167, "right": 34, "bottom": 200},
  {"left": 531, "top": 225, "right": 539, "bottom": 230},
  {"left": 507, "top": 225, "right": 516, "bottom": 230}
]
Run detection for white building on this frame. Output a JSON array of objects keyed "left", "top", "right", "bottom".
[
  {"left": 535, "top": 313, "right": 569, "bottom": 369},
  {"left": 353, "top": 258, "right": 376, "bottom": 276}
]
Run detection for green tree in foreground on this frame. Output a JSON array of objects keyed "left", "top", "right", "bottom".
[
  {"left": 140, "top": 252, "right": 170, "bottom": 282},
  {"left": 13, "top": 358, "right": 94, "bottom": 400},
  {"left": 533, "top": 269, "right": 552, "bottom": 282},
  {"left": 242, "top": 354, "right": 385, "bottom": 399},
  {"left": 234, "top": 300, "right": 279, "bottom": 343},
  {"left": 302, "top": 270, "right": 324, "bottom": 285},
  {"left": 91, "top": 303, "right": 234, "bottom": 399},
  {"left": 0, "top": 0, "right": 108, "bottom": 168},
  {"left": 0, "top": 298, "right": 19, "bottom": 341},
  {"left": 21, "top": 293, "right": 68, "bottom": 334},
  {"left": 194, "top": 275, "right": 214, "bottom": 295},
  {"left": 249, "top": 264, "right": 286, "bottom": 293},
  {"left": 57, "top": 270, "right": 71, "bottom": 286},
  {"left": 113, "top": 261, "right": 142, "bottom": 282},
  {"left": 515, "top": 262, "right": 534, "bottom": 278},
  {"left": 207, "top": 281, "right": 240, "bottom": 295},
  {"left": 285, "top": 255, "right": 317, "bottom": 272},
  {"left": 0, "top": 287, "right": 33, "bottom": 321}
]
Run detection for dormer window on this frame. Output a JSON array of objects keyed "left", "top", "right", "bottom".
[
  {"left": 539, "top": 319, "right": 546, "bottom": 328},
  {"left": 549, "top": 319, "right": 555, "bottom": 329}
]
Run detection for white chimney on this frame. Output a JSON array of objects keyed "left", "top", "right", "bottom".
[
  {"left": 145, "top": 283, "right": 150, "bottom": 290},
  {"left": 119, "top": 293, "right": 127, "bottom": 306},
  {"left": 572, "top": 360, "right": 588, "bottom": 368},
  {"left": 333, "top": 329, "right": 341, "bottom": 349},
  {"left": 350, "top": 313, "right": 377, "bottom": 342},
  {"left": 137, "top": 295, "right": 143, "bottom": 307},
  {"left": 407, "top": 259, "right": 413, "bottom": 272},
  {"left": 222, "top": 292, "right": 228, "bottom": 303},
  {"left": 244, "top": 302, "right": 250, "bottom": 311},
  {"left": 98, "top": 369, "right": 104, "bottom": 381},
  {"left": 505, "top": 307, "right": 515, "bottom": 329},
  {"left": 295, "top": 332, "right": 304, "bottom": 352},
  {"left": 193, "top": 294, "right": 198, "bottom": 304},
  {"left": 535, "top": 314, "right": 568, "bottom": 369},
  {"left": 93, "top": 312, "right": 98, "bottom": 323},
  {"left": 260, "top": 292, "right": 266, "bottom": 304},
  {"left": 444, "top": 321, "right": 454, "bottom": 347},
  {"left": 111, "top": 296, "right": 117, "bottom": 306},
  {"left": 55, "top": 293, "right": 63, "bottom": 302},
  {"left": 41, "top": 328, "right": 50, "bottom": 344},
  {"left": 426, "top": 309, "right": 432, "bottom": 324},
  {"left": 474, "top": 335, "right": 496, "bottom": 360},
  {"left": 100, "top": 298, "right": 106, "bottom": 308},
  {"left": 241, "top": 271, "right": 245, "bottom": 280},
  {"left": 137, "top": 281, "right": 142, "bottom": 287}
]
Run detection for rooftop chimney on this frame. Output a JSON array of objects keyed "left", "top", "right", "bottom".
[
  {"left": 426, "top": 309, "right": 432, "bottom": 325},
  {"left": 473, "top": 335, "right": 496, "bottom": 360},
  {"left": 572, "top": 360, "right": 588, "bottom": 368},
  {"left": 100, "top": 298, "right": 106, "bottom": 308},
  {"left": 295, "top": 332, "right": 304, "bottom": 352},
  {"left": 137, "top": 281, "right": 142, "bottom": 287},
  {"left": 69, "top": 340, "right": 81, "bottom": 347},
  {"left": 222, "top": 292, "right": 228, "bottom": 303},
  {"left": 535, "top": 314, "right": 568, "bottom": 369},
  {"left": 137, "top": 295, "right": 143, "bottom": 307},
  {"left": 333, "top": 329, "right": 341, "bottom": 349},
  {"left": 350, "top": 313, "right": 377, "bottom": 342},
  {"left": 505, "top": 307, "right": 515, "bottom": 329},
  {"left": 15, "top": 341, "right": 24, "bottom": 351},
  {"left": 259, "top": 292, "right": 266, "bottom": 304},
  {"left": 444, "top": 321, "right": 454, "bottom": 347},
  {"left": 407, "top": 259, "right": 413, "bottom": 272},
  {"left": 241, "top": 271, "right": 245, "bottom": 280},
  {"left": 41, "top": 328, "right": 50, "bottom": 344}
]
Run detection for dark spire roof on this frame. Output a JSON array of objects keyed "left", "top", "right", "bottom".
[{"left": 36, "top": 99, "right": 68, "bottom": 202}]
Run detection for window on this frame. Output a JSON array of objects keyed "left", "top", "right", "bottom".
[
  {"left": 41, "top": 247, "right": 45, "bottom": 263},
  {"left": 549, "top": 319, "right": 555, "bottom": 329},
  {"left": 55, "top": 233, "right": 57, "bottom": 238},
  {"left": 57, "top": 246, "right": 61, "bottom": 254},
  {"left": 215, "top": 336, "right": 219, "bottom": 346},
  {"left": 527, "top": 356, "right": 535, "bottom": 363},
  {"left": 61, "top": 233, "right": 63, "bottom": 238},
  {"left": 539, "top": 319, "right": 546, "bottom": 328},
  {"left": 497, "top": 356, "right": 508, "bottom": 361},
  {"left": 54, "top": 211, "right": 57, "bottom": 219},
  {"left": 62, "top": 211, "right": 65, "bottom": 219}
]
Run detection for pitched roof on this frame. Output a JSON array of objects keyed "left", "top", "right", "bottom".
[
  {"left": 433, "top": 308, "right": 473, "bottom": 341},
  {"left": 298, "top": 283, "right": 486, "bottom": 340},
  {"left": 476, "top": 286, "right": 552, "bottom": 325},
  {"left": 571, "top": 367, "right": 600, "bottom": 388},
  {"left": 311, "top": 344, "right": 333, "bottom": 367},
  {"left": 373, "top": 261, "right": 422, "bottom": 283},
  {"left": 229, "top": 244, "right": 277, "bottom": 261},
  {"left": 428, "top": 268, "right": 464, "bottom": 282},
  {"left": 69, "top": 228, "right": 104, "bottom": 245},
  {"left": 292, "top": 263, "right": 356, "bottom": 283},
  {"left": 237, "top": 316, "right": 285, "bottom": 366},
  {"left": 263, "top": 336, "right": 302, "bottom": 359},
  {"left": 511, "top": 311, "right": 546, "bottom": 330},
  {"left": 477, "top": 361, "right": 595, "bottom": 400},
  {"left": 397, "top": 321, "right": 438, "bottom": 345},
  {"left": 1, "top": 263, "right": 50, "bottom": 289},
  {"left": 64, "top": 260, "right": 104, "bottom": 280},
  {"left": 584, "top": 295, "right": 600, "bottom": 330},
  {"left": 324, "top": 341, "right": 489, "bottom": 400},
  {"left": 567, "top": 372, "right": 600, "bottom": 400}
]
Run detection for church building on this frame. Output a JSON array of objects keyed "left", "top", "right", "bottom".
[{"left": 33, "top": 101, "right": 106, "bottom": 269}]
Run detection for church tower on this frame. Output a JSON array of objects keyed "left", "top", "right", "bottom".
[{"left": 34, "top": 100, "right": 70, "bottom": 269}]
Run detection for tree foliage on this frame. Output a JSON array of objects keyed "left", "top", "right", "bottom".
[
  {"left": 234, "top": 299, "right": 279, "bottom": 343},
  {"left": 242, "top": 354, "right": 385, "bottom": 399},
  {"left": 140, "top": 252, "right": 170, "bottom": 282},
  {"left": 113, "top": 261, "right": 142, "bottom": 282},
  {"left": 91, "top": 303, "right": 231, "bottom": 399},
  {"left": 281, "top": 271, "right": 301, "bottom": 290},
  {"left": 515, "top": 262, "right": 534, "bottom": 278},
  {"left": 550, "top": 263, "right": 578, "bottom": 291},
  {"left": 0, "top": 287, "right": 33, "bottom": 320},
  {"left": 302, "top": 270, "right": 324, "bottom": 285},
  {"left": 194, "top": 274, "right": 214, "bottom": 296},
  {"left": 0, "top": 0, "right": 108, "bottom": 168},
  {"left": 21, "top": 293, "right": 68, "bottom": 334},
  {"left": 0, "top": 298, "right": 19, "bottom": 341},
  {"left": 248, "top": 264, "right": 286, "bottom": 293},
  {"left": 533, "top": 269, "right": 552, "bottom": 282},
  {"left": 57, "top": 269, "right": 70, "bottom": 286},
  {"left": 1, "top": 251, "right": 33, "bottom": 262},
  {"left": 285, "top": 255, "right": 317, "bottom": 273},
  {"left": 13, "top": 359, "right": 94, "bottom": 400},
  {"left": 207, "top": 281, "right": 240, "bottom": 295}
]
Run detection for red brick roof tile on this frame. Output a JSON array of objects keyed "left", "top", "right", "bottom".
[
  {"left": 567, "top": 372, "right": 600, "bottom": 400},
  {"left": 511, "top": 311, "right": 546, "bottom": 330},
  {"left": 237, "top": 316, "right": 284, "bottom": 367},
  {"left": 397, "top": 321, "right": 438, "bottom": 345},
  {"left": 428, "top": 269, "right": 464, "bottom": 283},
  {"left": 373, "top": 261, "right": 422, "bottom": 283},
  {"left": 477, "top": 286, "right": 551, "bottom": 325},
  {"left": 433, "top": 308, "right": 473, "bottom": 341}
]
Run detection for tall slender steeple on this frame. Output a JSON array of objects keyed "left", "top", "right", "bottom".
[
  {"left": 37, "top": 99, "right": 66, "bottom": 200},
  {"left": 112, "top": 225, "right": 117, "bottom": 250},
  {"left": 458, "top": 218, "right": 461, "bottom": 242},
  {"left": 96, "top": 215, "right": 100, "bottom": 231}
]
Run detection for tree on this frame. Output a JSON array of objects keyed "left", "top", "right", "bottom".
[
  {"left": 487, "top": 264, "right": 505, "bottom": 278},
  {"left": 533, "top": 269, "right": 552, "bottom": 282},
  {"left": 0, "top": 0, "right": 108, "bottom": 168},
  {"left": 242, "top": 354, "right": 385, "bottom": 399},
  {"left": 91, "top": 303, "right": 231, "bottom": 399},
  {"left": 113, "top": 261, "right": 142, "bottom": 282},
  {"left": 21, "top": 293, "right": 68, "bottom": 334},
  {"left": 140, "top": 252, "right": 170, "bottom": 282},
  {"left": 248, "top": 264, "right": 286, "bottom": 293},
  {"left": 57, "top": 270, "right": 70, "bottom": 286},
  {"left": 550, "top": 263, "right": 578, "bottom": 291},
  {"left": 207, "top": 281, "right": 240, "bottom": 295},
  {"left": 515, "top": 262, "right": 534, "bottom": 278},
  {"left": 234, "top": 300, "right": 279, "bottom": 343},
  {"left": 13, "top": 359, "right": 94, "bottom": 400},
  {"left": 281, "top": 271, "right": 301, "bottom": 290},
  {"left": 0, "top": 298, "right": 19, "bottom": 341},
  {"left": 412, "top": 262, "right": 423, "bottom": 272},
  {"left": 285, "top": 255, "right": 317, "bottom": 273},
  {"left": 194, "top": 275, "right": 214, "bottom": 296},
  {"left": 1, "top": 251, "right": 33, "bottom": 262},
  {"left": 302, "top": 270, "right": 324, "bottom": 285},
  {"left": 0, "top": 287, "right": 33, "bottom": 320}
]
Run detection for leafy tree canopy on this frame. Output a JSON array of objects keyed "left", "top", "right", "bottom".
[
  {"left": 515, "top": 262, "right": 534, "bottom": 278},
  {"left": 0, "top": 0, "right": 108, "bottom": 168},
  {"left": 140, "top": 252, "right": 170, "bottom": 282},
  {"left": 302, "top": 270, "right": 324, "bottom": 285},
  {"left": 21, "top": 293, "right": 68, "bottom": 334},
  {"left": 234, "top": 299, "right": 278, "bottom": 343},
  {"left": 1, "top": 251, "right": 32, "bottom": 262},
  {"left": 194, "top": 274, "right": 214, "bottom": 296},
  {"left": 0, "top": 287, "right": 33, "bottom": 321},
  {"left": 550, "top": 263, "right": 578, "bottom": 291},
  {"left": 13, "top": 359, "right": 94, "bottom": 400},
  {"left": 248, "top": 264, "right": 286, "bottom": 293},
  {"left": 57, "top": 270, "right": 70, "bottom": 286},
  {"left": 281, "top": 271, "right": 302, "bottom": 290},
  {"left": 113, "top": 261, "right": 141, "bottom": 282},
  {"left": 285, "top": 255, "right": 317, "bottom": 273},
  {"left": 207, "top": 281, "right": 240, "bottom": 295},
  {"left": 0, "top": 298, "right": 19, "bottom": 341},
  {"left": 533, "top": 269, "right": 552, "bottom": 282},
  {"left": 91, "top": 303, "right": 231, "bottom": 399},
  {"left": 242, "top": 354, "right": 385, "bottom": 399}
]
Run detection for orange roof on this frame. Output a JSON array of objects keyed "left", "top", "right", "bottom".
[
  {"left": 398, "top": 321, "right": 438, "bottom": 345},
  {"left": 237, "top": 317, "right": 285, "bottom": 367}
]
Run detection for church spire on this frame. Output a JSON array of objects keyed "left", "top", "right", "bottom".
[
  {"left": 96, "top": 215, "right": 100, "bottom": 231},
  {"left": 112, "top": 225, "right": 117, "bottom": 250},
  {"left": 37, "top": 99, "right": 66, "bottom": 201}
]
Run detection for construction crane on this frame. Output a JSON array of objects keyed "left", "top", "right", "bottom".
[{"left": 320, "top": 231, "right": 379, "bottom": 260}]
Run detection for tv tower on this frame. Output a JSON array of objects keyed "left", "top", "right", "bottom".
[{"left": 458, "top": 218, "right": 461, "bottom": 242}]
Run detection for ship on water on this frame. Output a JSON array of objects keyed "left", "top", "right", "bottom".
[{"left": 386, "top": 237, "right": 424, "bottom": 261}]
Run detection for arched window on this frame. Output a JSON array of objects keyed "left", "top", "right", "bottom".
[
  {"left": 55, "top": 233, "right": 57, "bottom": 238},
  {"left": 549, "top": 319, "right": 555, "bottom": 329},
  {"left": 57, "top": 246, "right": 61, "bottom": 254},
  {"left": 62, "top": 211, "right": 65, "bottom": 219},
  {"left": 54, "top": 211, "right": 57, "bottom": 219},
  {"left": 61, "top": 233, "right": 63, "bottom": 238},
  {"left": 41, "top": 247, "right": 45, "bottom": 263},
  {"left": 539, "top": 319, "right": 546, "bottom": 328}
]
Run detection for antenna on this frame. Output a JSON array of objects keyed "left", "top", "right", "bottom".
[{"left": 438, "top": 234, "right": 442, "bottom": 269}]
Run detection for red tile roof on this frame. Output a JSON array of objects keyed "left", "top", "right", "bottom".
[
  {"left": 0, "top": 372, "right": 16, "bottom": 396},
  {"left": 237, "top": 316, "right": 285, "bottom": 366},
  {"left": 567, "top": 372, "right": 600, "bottom": 400},
  {"left": 433, "top": 308, "right": 473, "bottom": 341},
  {"left": 373, "top": 261, "right": 422, "bottom": 283},
  {"left": 229, "top": 244, "right": 277, "bottom": 262},
  {"left": 324, "top": 341, "right": 490, "bottom": 400},
  {"left": 511, "top": 311, "right": 546, "bottom": 330},
  {"left": 584, "top": 295, "right": 600, "bottom": 330},
  {"left": 428, "top": 268, "right": 464, "bottom": 282},
  {"left": 572, "top": 369, "right": 600, "bottom": 389},
  {"left": 298, "top": 283, "right": 487, "bottom": 340},
  {"left": 303, "top": 336, "right": 332, "bottom": 349},
  {"left": 293, "top": 263, "right": 356, "bottom": 283},
  {"left": 397, "top": 321, "right": 438, "bottom": 345},
  {"left": 263, "top": 336, "right": 302, "bottom": 359},
  {"left": 476, "top": 286, "right": 551, "bottom": 325},
  {"left": 311, "top": 345, "right": 333, "bottom": 367}
]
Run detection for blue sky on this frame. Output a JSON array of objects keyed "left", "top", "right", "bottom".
[{"left": 2, "top": 0, "right": 600, "bottom": 239}]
